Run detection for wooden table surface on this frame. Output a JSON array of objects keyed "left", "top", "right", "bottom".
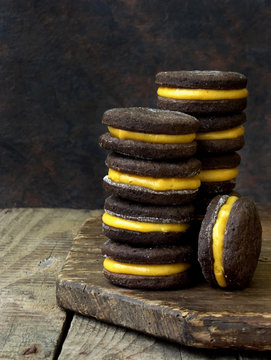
[{"left": 1, "top": 207, "right": 271, "bottom": 360}]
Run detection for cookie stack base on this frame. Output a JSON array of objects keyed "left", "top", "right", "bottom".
[{"left": 103, "top": 268, "right": 194, "bottom": 290}]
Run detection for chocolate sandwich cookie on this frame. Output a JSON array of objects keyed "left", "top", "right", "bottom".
[
  {"left": 103, "top": 152, "right": 201, "bottom": 205},
  {"left": 198, "top": 195, "right": 262, "bottom": 288},
  {"left": 196, "top": 113, "right": 246, "bottom": 153},
  {"left": 196, "top": 191, "right": 241, "bottom": 218},
  {"left": 156, "top": 70, "right": 248, "bottom": 114},
  {"left": 99, "top": 107, "right": 199, "bottom": 159},
  {"left": 198, "top": 153, "right": 241, "bottom": 195},
  {"left": 102, "top": 239, "right": 196, "bottom": 289},
  {"left": 102, "top": 195, "right": 195, "bottom": 246}
]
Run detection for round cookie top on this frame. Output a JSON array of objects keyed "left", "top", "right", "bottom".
[
  {"left": 198, "top": 195, "right": 262, "bottom": 288},
  {"left": 198, "top": 152, "right": 241, "bottom": 170},
  {"left": 102, "top": 107, "right": 199, "bottom": 134},
  {"left": 198, "top": 112, "right": 246, "bottom": 132},
  {"left": 104, "top": 195, "right": 195, "bottom": 223},
  {"left": 155, "top": 70, "right": 247, "bottom": 90},
  {"left": 102, "top": 239, "right": 195, "bottom": 265},
  {"left": 106, "top": 152, "right": 201, "bottom": 177}
]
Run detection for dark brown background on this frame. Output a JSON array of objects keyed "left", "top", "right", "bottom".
[{"left": 1, "top": 0, "right": 270, "bottom": 209}]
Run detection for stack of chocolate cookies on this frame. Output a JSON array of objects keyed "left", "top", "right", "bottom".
[
  {"left": 98, "top": 71, "right": 262, "bottom": 291},
  {"left": 155, "top": 70, "right": 248, "bottom": 220},
  {"left": 99, "top": 107, "right": 201, "bottom": 289}
]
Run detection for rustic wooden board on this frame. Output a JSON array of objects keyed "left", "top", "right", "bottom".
[
  {"left": 57, "top": 205, "right": 271, "bottom": 351},
  {"left": 58, "top": 313, "right": 271, "bottom": 360},
  {"left": 58, "top": 314, "right": 241, "bottom": 360},
  {"left": 0, "top": 208, "right": 91, "bottom": 360}
]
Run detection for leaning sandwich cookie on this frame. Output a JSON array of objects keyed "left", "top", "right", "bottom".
[
  {"left": 195, "top": 191, "right": 240, "bottom": 221},
  {"left": 198, "top": 195, "right": 262, "bottom": 288},
  {"left": 102, "top": 239, "right": 196, "bottom": 289},
  {"left": 103, "top": 152, "right": 201, "bottom": 205},
  {"left": 102, "top": 195, "right": 195, "bottom": 246},
  {"left": 99, "top": 107, "right": 199, "bottom": 160},
  {"left": 156, "top": 70, "right": 248, "bottom": 114},
  {"left": 192, "top": 191, "right": 241, "bottom": 250}
]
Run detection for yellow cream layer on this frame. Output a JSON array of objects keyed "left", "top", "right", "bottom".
[
  {"left": 104, "top": 257, "right": 191, "bottom": 276},
  {"left": 212, "top": 195, "right": 239, "bottom": 287},
  {"left": 108, "top": 126, "right": 196, "bottom": 144},
  {"left": 157, "top": 87, "right": 248, "bottom": 100},
  {"left": 198, "top": 168, "right": 238, "bottom": 182},
  {"left": 108, "top": 168, "right": 201, "bottom": 191},
  {"left": 196, "top": 126, "right": 244, "bottom": 141},
  {"left": 102, "top": 212, "right": 189, "bottom": 233}
]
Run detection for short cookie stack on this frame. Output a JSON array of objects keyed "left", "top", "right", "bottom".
[
  {"left": 155, "top": 70, "right": 248, "bottom": 219},
  {"left": 155, "top": 71, "right": 264, "bottom": 290},
  {"left": 99, "top": 107, "right": 201, "bottom": 289}
]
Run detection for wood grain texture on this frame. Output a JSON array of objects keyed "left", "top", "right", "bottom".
[
  {"left": 0, "top": 208, "right": 95, "bottom": 360},
  {"left": 58, "top": 314, "right": 243, "bottom": 360},
  {"left": 57, "top": 206, "right": 271, "bottom": 351}
]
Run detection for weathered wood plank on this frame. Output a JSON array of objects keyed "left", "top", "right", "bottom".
[
  {"left": 57, "top": 206, "right": 271, "bottom": 351},
  {"left": 0, "top": 208, "right": 98, "bottom": 360},
  {"left": 58, "top": 314, "right": 242, "bottom": 360}
]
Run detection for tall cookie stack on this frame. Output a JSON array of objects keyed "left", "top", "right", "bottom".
[
  {"left": 99, "top": 107, "right": 201, "bottom": 289},
  {"left": 155, "top": 70, "right": 248, "bottom": 219}
]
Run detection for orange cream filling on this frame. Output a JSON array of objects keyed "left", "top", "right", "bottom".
[
  {"left": 196, "top": 125, "right": 244, "bottom": 141},
  {"left": 104, "top": 257, "right": 191, "bottom": 276},
  {"left": 102, "top": 212, "right": 189, "bottom": 233},
  {"left": 108, "top": 126, "right": 196, "bottom": 144},
  {"left": 198, "top": 168, "right": 238, "bottom": 182},
  {"left": 157, "top": 87, "right": 248, "bottom": 100},
  {"left": 108, "top": 168, "right": 201, "bottom": 191},
  {"left": 212, "top": 196, "right": 239, "bottom": 287}
]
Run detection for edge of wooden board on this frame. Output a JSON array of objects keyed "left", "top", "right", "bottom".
[
  {"left": 56, "top": 276, "right": 271, "bottom": 351},
  {"left": 56, "top": 216, "right": 271, "bottom": 351}
]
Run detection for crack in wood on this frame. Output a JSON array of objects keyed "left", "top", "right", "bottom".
[{"left": 53, "top": 310, "right": 74, "bottom": 360}]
